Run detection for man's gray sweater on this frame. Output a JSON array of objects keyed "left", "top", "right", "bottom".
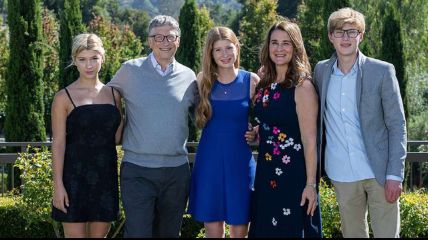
[{"left": 108, "top": 56, "right": 198, "bottom": 168}]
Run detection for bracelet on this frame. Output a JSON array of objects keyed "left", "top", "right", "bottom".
[{"left": 306, "top": 183, "right": 316, "bottom": 188}]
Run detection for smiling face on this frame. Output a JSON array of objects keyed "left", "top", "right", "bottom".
[
  {"left": 75, "top": 49, "right": 103, "bottom": 80},
  {"left": 212, "top": 39, "right": 238, "bottom": 69},
  {"left": 329, "top": 23, "right": 364, "bottom": 58},
  {"left": 148, "top": 25, "right": 180, "bottom": 65},
  {"left": 269, "top": 29, "right": 294, "bottom": 67}
]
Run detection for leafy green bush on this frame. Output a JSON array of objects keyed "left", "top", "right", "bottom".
[
  {"left": 400, "top": 189, "right": 428, "bottom": 237},
  {"left": 318, "top": 179, "right": 428, "bottom": 238},
  {"left": 181, "top": 214, "right": 204, "bottom": 238},
  {"left": 14, "top": 147, "right": 60, "bottom": 237},
  {"left": 319, "top": 179, "right": 342, "bottom": 238},
  {"left": 1, "top": 147, "right": 426, "bottom": 238},
  {"left": 0, "top": 196, "right": 55, "bottom": 238}
]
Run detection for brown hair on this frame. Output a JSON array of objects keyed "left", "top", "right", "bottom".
[
  {"left": 195, "top": 26, "right": 240, "bottom": 129},
  {"left": 258, "top": 20, "right": 311, "bottom": 90}
]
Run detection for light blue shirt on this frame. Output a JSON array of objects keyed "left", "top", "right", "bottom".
[
  {"left": 324, "top": 59, "right": 402, "bottom": 182},
  {"left": 324, "top": 59, "right": 376, "bottom": 182},
  {"left": 150, "top": 52, "right": 175, "bottom": 76}
]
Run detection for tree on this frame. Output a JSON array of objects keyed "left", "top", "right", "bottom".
[
  {"left": 277, "top": 0, "right": 299, "bottom": 18},
  {"left": 0, "top": 0, "right": 7, "bottom": 13},
  {"left": 297, "top": 0, "right": 324, "bottom": 67},
  {"left": 6, "top": 0, "right": 46, "bottom": 189},
  {"left": 0, "top": 18, "right": 8, "bottom": 133},
  {"left": 88, "top": 15, "right": 142, "bottom": 83},
  {"left": 177, "top": 0, "right": 202, "bottom": 73},
  {"left": 380, "top": 3, "right": 407, "bottom": 117},
  {"left": 198, "top": 5, "right": 214, "bottom": 49},
  {"left": 42, "top": 8, "right": 60, "bottom": 139},
  {"left": 5, "top": 0, "right": 46, "bottom": 142},
  {"left": 176, "top": 0, "right": 214, "bottom": 141},
  {"left": 319, "top": 0, "right": 351, "bottom": 60},
  {"left": 239, "top": 0, "right": 277, "bottom": 72},
  {"left": 58, "top": 0, "right": 85, "bottom": 88}
]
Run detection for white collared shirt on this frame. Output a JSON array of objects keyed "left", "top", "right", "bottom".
[{"left": 150, "top": 52, "right": 175, "bottom": 77}]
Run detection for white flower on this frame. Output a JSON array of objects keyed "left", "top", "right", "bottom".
[
  {"left": 262, "top": 95, "right": 269, "bottom": 102},
  {"left": 284, "top": 138, "right": 294, "bottom": 147},
  {"left": 283, "top": 208, "right": 291, "bottom": 216},
  {"left": 266, "top": 140, "right": 273, "bottom": 144},
  {"left": 271, "top": 82, "right": 278, "bottom": 90},
  {"left": 272, "top": 217, "right": 277, "bottom": 226},
  {"left": 254, "top": 117, "right": 260, "bottom": 124},
  {"left": 275, "top": 168, "right": 283, "bottom": 176},
  {"left": 294, "top": 144, "right": 302, "bottom": 151}
]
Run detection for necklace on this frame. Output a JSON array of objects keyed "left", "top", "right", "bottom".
[{"left": 218, "top": 84, "right": 230, "bottom": 95}]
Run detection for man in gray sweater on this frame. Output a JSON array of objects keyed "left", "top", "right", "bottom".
[{"left": 108, "top": 15, "right": 198, "bottom": 237}]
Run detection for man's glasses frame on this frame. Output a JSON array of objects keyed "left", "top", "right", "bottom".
[
  {"left": 149, "top": 34, "right": 179, "bottom": 42},
  {"left": 332, "top": 29, "right": 361, "bottom": 38}
]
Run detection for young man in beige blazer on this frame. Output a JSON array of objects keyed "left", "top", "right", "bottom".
[{"left": 313, "top": 8, "right": 406, "bottom": 238}]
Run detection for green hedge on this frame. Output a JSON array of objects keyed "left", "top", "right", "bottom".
[
  {"left": 1, "top": 148, "right": 426, "bottom": 237},
  {"left": 0, "top": 196, "right": 55, "bottom": 238},
  {"left": 1, "top": 186, "right": 427, "bottom": 238}
]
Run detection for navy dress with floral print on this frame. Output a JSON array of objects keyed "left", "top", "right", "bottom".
[{"left": 249, "top": 83, "right": 322, "bottom": 237}]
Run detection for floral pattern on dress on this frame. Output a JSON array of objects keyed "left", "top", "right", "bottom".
[{"left": 255, "top": 83, "right": 304, "bottom": 227}]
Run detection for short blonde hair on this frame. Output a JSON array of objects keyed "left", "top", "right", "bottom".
[
  {"left": 70, "top": 33, "right": 105, "bottom": 67},
  {"left": 327, "top": 8, "right": 365, "bottom": 33}
]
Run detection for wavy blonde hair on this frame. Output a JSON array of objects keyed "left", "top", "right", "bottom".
[
  {"left": 258, "top": 20, "right": 311, "bottom": 89},
  {"left": 195, "top": 27, "right": 240, "bottom": 129}
]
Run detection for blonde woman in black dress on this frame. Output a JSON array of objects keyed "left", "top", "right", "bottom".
[{"left": 51, "top": 33, "right": 123, "bottom": 238}]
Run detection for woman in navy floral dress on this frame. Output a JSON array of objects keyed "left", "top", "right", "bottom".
[{"left": 248, "top": 20, "right": 322, "bottom": 237}]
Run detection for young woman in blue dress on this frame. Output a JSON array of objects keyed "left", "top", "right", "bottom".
[{"left": 188, "top": 26, "right": 259, "bottom": 238}]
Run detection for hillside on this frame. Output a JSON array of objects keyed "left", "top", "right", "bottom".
[{"left": 119, "top": 0, "right": 241, "bottom": 18}]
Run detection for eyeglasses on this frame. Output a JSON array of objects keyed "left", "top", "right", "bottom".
[
  {"left": 149, "top": 34, "right": 179, "bottom": 42},
  {"left": 332, "top": 29, "right": 361, "bottom": 38}
]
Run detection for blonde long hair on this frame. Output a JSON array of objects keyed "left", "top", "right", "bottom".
[
  {"left": 195, "top": 27, "right": 240, "bottom": 129},
  {"left": 258, "top": 20, "right": 311, "bottom": 89}
]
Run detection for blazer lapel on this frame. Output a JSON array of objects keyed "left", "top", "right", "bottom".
[
  {"left": 321, "top": 53, "right": 337, "bottom": 117},
  {"left": 356, "top": 51, "right": 366, "bottom": 111}
]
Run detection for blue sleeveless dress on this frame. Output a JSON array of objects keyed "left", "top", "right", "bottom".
[
  {"left": 249, "top": 83, "right": 322, "bottom": 237},
  {"left": 188, "top": 70, "right": 256, "bottom": 224}
]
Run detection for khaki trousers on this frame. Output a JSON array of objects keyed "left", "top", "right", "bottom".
[{"left": 332, "top": 179, "right": 400, "bottom": 238}]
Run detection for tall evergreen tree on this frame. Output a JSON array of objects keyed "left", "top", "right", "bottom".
[
  {"left": 5, "top": 0, "right": 46, "bottom": 141},
  {"left": 0, "top": 17, "right": 8, "bottom": 127},
  {"left": 239, "top": 0, "right": 277, "bottom": 72},
  {"left": 277, "top": 0, "right": 299, "bottom": 18},
  {"left": 319, "top": 0, "right": 351, "bottom": 60},
  {"left": 177, "top": 0, "right": 202, "bottom": 74},
  {"left": 6, "top": 0, "right": 46, "bottom": 189},
  {"left": 59, "top": 0, "right": 85, "bottom": 88},
  {"left": 380, "top": 3, "right": 407, "bottom": 117},
  {"left": 176, "top": 0, "right": 212, "bottom": 141},
  {"left": 297, "top": 0, "right": 324, "bottom": 67}
]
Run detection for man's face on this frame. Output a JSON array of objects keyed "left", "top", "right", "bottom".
[
  {"left": 148, "top": 25, "right": 180, "bottom": 64},
  {"left": 328, "top": 23, "right": 364, "bottom": 58}
]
